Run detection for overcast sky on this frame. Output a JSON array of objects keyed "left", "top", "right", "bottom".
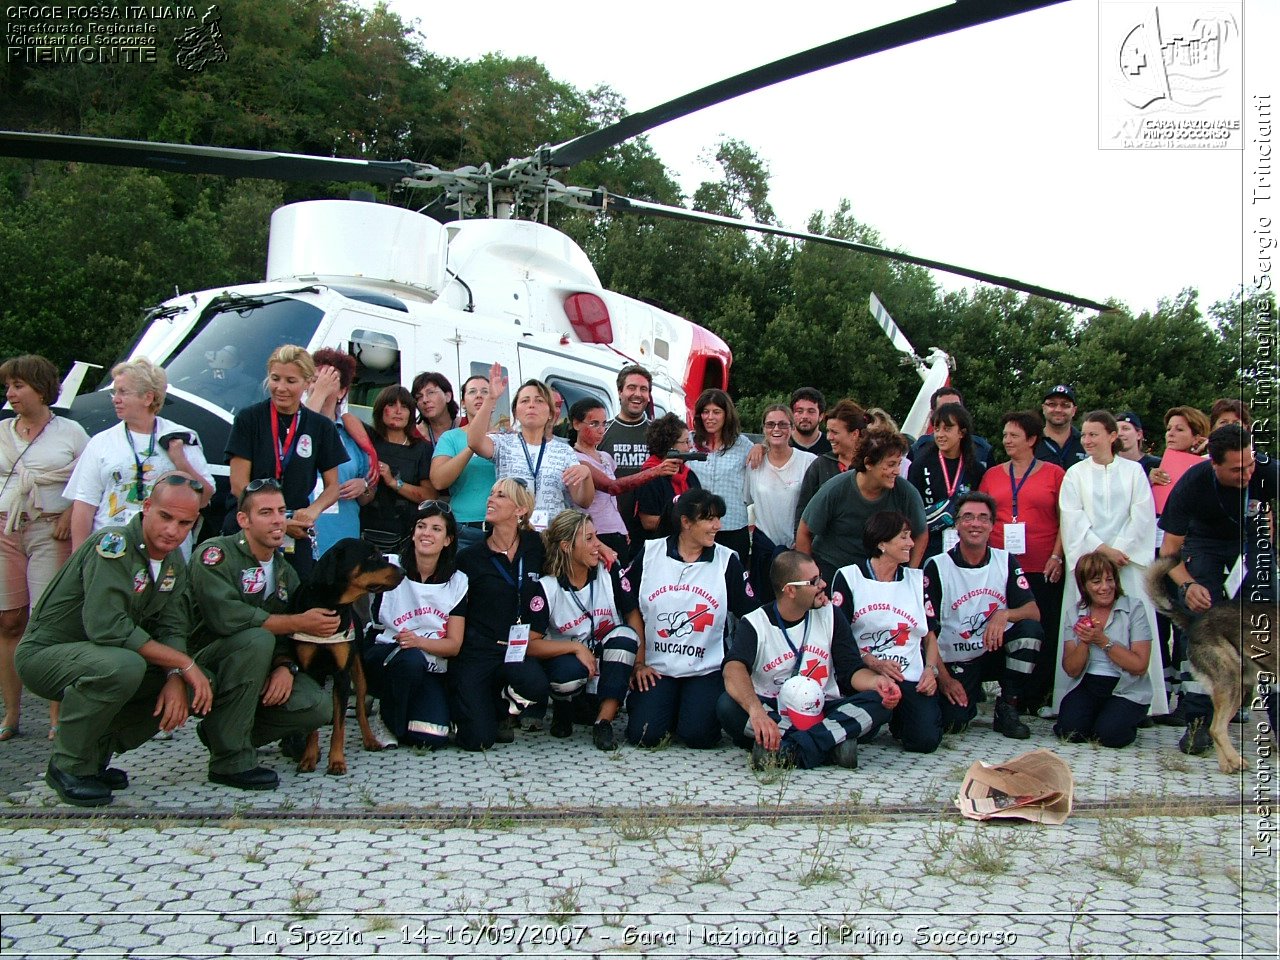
[{"left": 384, "top": 0, "right": 1275, "bottom": 318}]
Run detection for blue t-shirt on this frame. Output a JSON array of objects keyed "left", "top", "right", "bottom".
[
  {"left": 434, "top": 427, "right": 495, "bottom": 523},
  {"left": 314, "top": 421, "right": 369, "bottom": 557}
]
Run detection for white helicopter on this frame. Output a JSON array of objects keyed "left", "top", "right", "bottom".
[{"left": 0, "top": 0, "right": 1106, "bottom": 524}]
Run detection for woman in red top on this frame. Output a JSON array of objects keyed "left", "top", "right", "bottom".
[{"left": 979, "top": 410, "right": 1065, "bottom": 713}]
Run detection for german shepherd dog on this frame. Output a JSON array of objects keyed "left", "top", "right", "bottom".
[
  {"left": 1147, "top": 556, "right": 1277, "bottom": 773},
  {"left": 291, "top": 539, "right": 405, "bottom": 775}
]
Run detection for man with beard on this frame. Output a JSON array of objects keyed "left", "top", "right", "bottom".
[
  {"left": 789, "top": 388, "right": 832, "bottom": 457},
  {"left": 1034, "top": 385, "right": 1087, "bottom": 469}
]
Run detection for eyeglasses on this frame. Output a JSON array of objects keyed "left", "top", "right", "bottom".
[
  {"left": 418, "top": 499, "right": 452, "bottom": 515},
  {"left": 957, "top": 513, "right": 993, "bottom": 524},
  {"left": 245, "top": 478, "right": 282, "bottom": 493},
  {"left": 763, "top": 421, "right": 790, "bottom": 431},
  {"left": 510, "top": 477, "right": 529, "bottom": 489},
  {"left": 784, "top": 575, "right": 824, "bottom": 588},
  {"left": 578, "top": 419, "right": 607, "bottom": 430},
  {"left": 415, "top": 388, "right": 445, "bottom": 401},
  {"left": 156, "top": 474, "right": 206, "bottom": 493}
]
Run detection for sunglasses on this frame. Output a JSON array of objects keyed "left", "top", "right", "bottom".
[
  {"left": 156, "top": 474, "right": 206, "bottom": 493},
  {"left": 784, "top": 575, "right": 824, "bottom": 588},
  {"left": 418, "top": 499, "right": 453, "bottom": 515},
  {"left": 245, "top": 478, "right": 282, "bottom": 493},
  {"left": 763, "top": 421, "right": 791, "bottom": 431}
]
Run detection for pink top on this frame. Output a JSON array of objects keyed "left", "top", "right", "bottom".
[{"left": 979, "top": 460, "right": 1065, "bottom": 573}]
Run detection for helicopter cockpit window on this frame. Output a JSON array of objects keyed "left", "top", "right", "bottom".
[
  {"left": 346, "top": 329, "right": 402, "bottom": 415},
  {"left": 163, "top": 296, "right": 324, "bottom": 416},
  {"left": 545, "top": 377, "right": 611, "bottom": 438}
]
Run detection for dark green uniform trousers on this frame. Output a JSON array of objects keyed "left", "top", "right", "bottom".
[
  {"left": 194, "top": 627, "right": 331, "bottom": 775},
  {"left": 16, "top": 642, "right": 168, "bottom": 777}
]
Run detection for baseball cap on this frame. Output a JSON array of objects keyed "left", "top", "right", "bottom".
[
  {"left": 1043, "top": 384, "right": 1076, "bottom": 403},
  {"left": 1116, "top": 411, "right": 1143, "bottom": 431},
  {"left": 777, "top": 675, "right": 825, "bottom": 731}
]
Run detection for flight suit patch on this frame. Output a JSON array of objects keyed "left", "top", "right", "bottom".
[
  {"left": 96, "top": 533, "right": 126, "bottom": 559},
  {"left": 201, "top": 546, "right": 224, "bottom": 566}
]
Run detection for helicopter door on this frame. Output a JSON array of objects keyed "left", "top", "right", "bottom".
[
  {"left": 451, "top": 329, "right": 515, "bottom": 426},
  {"left": 323, "top": 312, "right": 415, "bottom": 419}
]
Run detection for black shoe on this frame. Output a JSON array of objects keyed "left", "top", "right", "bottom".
[
  {"left": 592, "top": 720, "right": 617, "bottom": 752},
  {"left": 209, "top": 766, "right": 279, "bottom": 791},
  {"left": 993, "top": 699, "right": 1031, "bottom": 740},
  {"left": 1179, "top": 722, "right": 1213, "bottom": 756},
  {"left": 550, "top": 701, "right": 574, "bottom": 739},
  {"left": 1233, "top": 708, "right": 1250, "bottom": 724},
  {"left": 831, "top": 739, "right": 859, "bottom": 769},
  {"left": 99, "top": 767, "right": 129, "bottom": 791},
  {"left": 45, "top": 761, "right": 111, "bottom": 807},
  {"left": 750, "top": 743, "right": 795, "bottom": 771},
  {"left": 1155, "top": 699, "right": 1188, "bottom": 727},
  {"left": 495, "top": 716, "right": 516, "bottom": 744},
  {"left": 279, "top": 733, "right": 306, "bottom": 761}
]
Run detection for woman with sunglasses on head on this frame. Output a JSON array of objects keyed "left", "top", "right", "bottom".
[
  {"left": 830, "top": 510, "right": 943, "bottom": 754},
  {"left": 522, "top": 510, "right": 642, "bottom": 750},
  {"left": 431, "top": 374, "right": 497, "bottom": 551},
  {"left": 0, "top": 355, "right": 89, "bottom": 743},
  {"left": 364, "top": 501, "right": 466, "bottom": 749},
  {"left": 466, "top": 364, "right": 593, "bottom": 529},
  {"left": 569, "top": 398, "right": 681, "bottom": 564},
  {"left": 361, "top": 385, "right": 437, "bottom": 553},
  {"left": 745, "top": 405, "right": 816, "bottom": 549},
  {"left": 452, "top": 478, "right": 549, "bottom": 750},
  {"left": 66, "top": 358, "right": 214, "bottom": 556},
  {"left": 617, "top": 488, "right": 760, "bottom": 748},
  {"left": 225, "top": 345, "right": 347, "bottom": 578}
]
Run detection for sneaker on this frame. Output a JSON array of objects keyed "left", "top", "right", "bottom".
[
  {"left": 1233, "top": 707, "right": 1250, "bottom": 724},
  {"left": 993, "top": 699, "right": 1031, "bottom": 740},
  {"left": 1179, "top": 721, "right": 1213, "bottom": 756},
  {"left": 1036, "top": 705, "right": 1057, "bottom": 720},
  {"left": 550, "top": 701, "right": 574, "bottom": 739},
  {"left": 592, "top": 720, "right": 618, "bottom": 752},
  {"left": 368, "top": 714, "right": 399, "bottom": 749},
  {"left": 831, "top": 739, "right": 859, "bottom": 769}
]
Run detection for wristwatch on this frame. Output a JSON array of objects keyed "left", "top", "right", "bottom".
[
  {"left": 278, "top": 661, "right": 300, "bottom": 676},
  {"left": 1178, "top": 581, "right": 1197, "bottom": 599},
  {"left": 1102, "top": 641, "right": 1115, "bottom": 653}
]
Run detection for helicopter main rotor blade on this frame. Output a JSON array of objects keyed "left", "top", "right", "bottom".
[
  {"left": 587, "top": 193, "right": 1111, "bottom": 312},
  {"left": 545, "top": 0, "right": 1067, "bottom": 168},
  {"left": 0, "top": 131, "right": 420, "bottom": 185}
]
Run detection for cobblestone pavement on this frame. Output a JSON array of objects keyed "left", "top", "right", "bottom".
[{"left": 0, "top": 692, "right": 1276, "bottom": 957}]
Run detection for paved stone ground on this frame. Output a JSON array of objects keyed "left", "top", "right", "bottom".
[{"left": 0, "top": 691, "right": 1276, "bottom": 958}]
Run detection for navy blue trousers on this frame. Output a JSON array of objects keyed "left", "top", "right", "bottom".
[
  {"left": 626, "top": 671, "right": 724, "bottom": 748},
  {"left": 886, "top": 679, "right": 943, "bottom": 754},
  {"left": 1055, "top": 673, "right": 1147, "bottom": 748},
  {"left": 362, "top": 645, "right": 451, "bottom": 748}
]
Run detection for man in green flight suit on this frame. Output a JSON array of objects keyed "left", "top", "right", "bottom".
[
  {"left": 188, "top": 478, "right": 336, "bottom": 790},
  {"left": 16, "top": 473, "right": 214, "bottom": 807}
]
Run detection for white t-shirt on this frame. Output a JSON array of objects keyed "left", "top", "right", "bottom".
[
  {"left": 0, "top": 416, "right": 89, "bottom": 516},
  {"left": 64, "top": 417, "right": 214, "bottom": 542},
  {"left": 489, "top": 432, "right": 582, "bottom": 514},
  {"left": 743, "top": 448, "right": 816, "bottom": 547}
]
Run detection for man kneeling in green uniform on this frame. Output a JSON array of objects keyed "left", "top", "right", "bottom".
[
  {"left": 188, "top": 478, "right": 336, "bottom": 790},
  {"left": 17, "top": 473, "right": 214, "bottom": 807}
]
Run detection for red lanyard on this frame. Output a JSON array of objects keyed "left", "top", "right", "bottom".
[
  {"left": 937, "top": 453, "right": 964, "bottom": 499},
  {"left": 270, "top": 409, "right": 300, "bottom": 480}
]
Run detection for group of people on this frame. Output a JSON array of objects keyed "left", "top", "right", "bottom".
[{"left": 0, "top": 344, "right": 1271, "bottom": 805}]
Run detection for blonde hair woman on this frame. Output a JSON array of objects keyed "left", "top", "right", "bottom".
[
  {"left": 225, "top": 345, "right": 347, "bottom": 577},
  {"left": 452, "top": 478, "right": 548, "bottom": 750}
]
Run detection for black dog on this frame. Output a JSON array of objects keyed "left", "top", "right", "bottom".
[{"left": 290, "top": 538, "right": 405, "bottom": 775}]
